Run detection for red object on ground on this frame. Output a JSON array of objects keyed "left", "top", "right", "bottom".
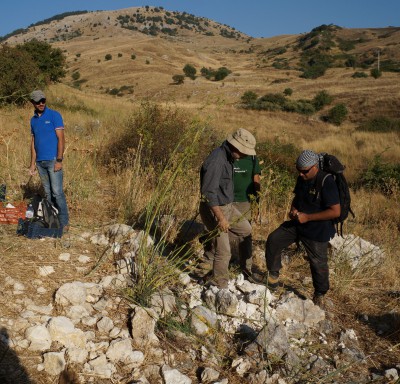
[{"left": 0, "top": 202, "right": 26, "bottom": 224}]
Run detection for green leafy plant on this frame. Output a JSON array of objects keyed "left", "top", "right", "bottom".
[
  {"left": 172, "top": 74, "right": 185, "bottom": 85},
  {"left": 312, "top": 90, "right": 333, "bottom": 111},
  {"left": 283, "top": 88, "right": 293, "bottom": 96},
  {"left": 370, "top": 68, "right": 382, "bottom": 79},
  {"left": 183, "top": 64, "right": 196, "bottom": 80},
  {"left": 0, "top": 46, "right": 42, "bottom": 105},
  {"left": 325, "top": 103, "right": 348, "bottom": 126},
  {"left": 17, "top": 39, "right": 66, "bottom": 82},
  {"left": 357, "top": 116, "right": 400, "bottom": 133},
  {"left": 352, "top": 71, "right": 368, "bottom": 78},
  {"left": 105, "top": 53, "right": 112, "bottom": 61}
]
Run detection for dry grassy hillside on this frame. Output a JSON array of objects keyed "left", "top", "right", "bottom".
[{"left": 0, "top": 8, "right": 399, "bottom": 383}]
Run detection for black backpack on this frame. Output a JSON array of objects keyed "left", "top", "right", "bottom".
[
  {"left": 31, "top": 195, "right": 61, "bottom": 229},
  {"left": 316, "top": 153, "right": 355, "bottom": 236}
]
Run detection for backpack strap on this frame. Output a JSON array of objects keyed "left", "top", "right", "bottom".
[{"left": 314, "top": 171, "right": 332, "bottom": 200}]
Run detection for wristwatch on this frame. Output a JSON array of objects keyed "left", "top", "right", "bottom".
[{"left": 56, "top": 158, "right": 63, "bottom": 163}]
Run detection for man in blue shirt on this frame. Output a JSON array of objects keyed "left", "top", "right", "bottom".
[
  {"left": 265, "top": 150, "right": 340, "bottom": 306},
  {"left": 29, "top": 90, "right": 69, "bottom": 230}
]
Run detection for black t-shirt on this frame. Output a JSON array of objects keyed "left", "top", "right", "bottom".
[{"left": 292, "top": 171, "right": 339, "bottom": 242}]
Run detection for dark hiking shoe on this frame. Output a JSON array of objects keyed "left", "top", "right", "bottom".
[
  {"left": 242, "top": 269, "right": 265, "bottom": 284},
  {"left": 267, "top": 273, "right": 279, "bottom": 290},
  {"left": 312, "top": 293, "right": 326, "bottom": 309}
]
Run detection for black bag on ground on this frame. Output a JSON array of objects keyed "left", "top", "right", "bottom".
[
  {"left": 316, "top": 153, "right": 355, "bottom": 236},
  {"left": 31, "top": 195, "right": 61, "bottom": 229}
]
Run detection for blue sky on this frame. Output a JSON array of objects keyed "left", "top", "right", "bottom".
[{"left": 1, "top": 0, "right": 399, "bottom": 38}]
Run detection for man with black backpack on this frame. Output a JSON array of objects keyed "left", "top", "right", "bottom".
[{"left": 265, "top": 150, "right": 340, "bottom": 307}]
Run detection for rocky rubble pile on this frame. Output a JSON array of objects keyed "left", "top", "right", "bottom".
[{"left": 0, "top": 224, "right": 398, "bottom": 383}]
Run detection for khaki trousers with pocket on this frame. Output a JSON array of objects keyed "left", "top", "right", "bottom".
[{"left": 199, "top": 202, "right": 252, "bottom": 288}]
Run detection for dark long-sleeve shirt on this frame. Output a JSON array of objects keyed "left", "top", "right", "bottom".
[{"left": 200, "top": 141, "right": 234, "bottom": 207}]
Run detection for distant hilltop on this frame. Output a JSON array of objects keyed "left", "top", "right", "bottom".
[{"left": 1, "top": 6, "right": 250, "bottom": 44}]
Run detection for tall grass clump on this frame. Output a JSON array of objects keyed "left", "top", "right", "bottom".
[{"left": 121, "top": 123, "right": 210, "bottom": 306}]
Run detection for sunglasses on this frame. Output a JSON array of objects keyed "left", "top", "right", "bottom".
[
  {"left": 296, "top": 165, "right": 314, "bottom": 175},
  {"left": 33, "top": 98, "right": 46, "bottom": 105}
]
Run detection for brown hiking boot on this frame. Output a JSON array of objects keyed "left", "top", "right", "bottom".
[
  {"left": 312, "top": 293, "right": 326, "bottom": 309},
  {"left": 267, "top": 273, "right": 279, "bottom": 290}
]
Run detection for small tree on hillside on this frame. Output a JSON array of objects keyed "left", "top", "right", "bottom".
[
  {"left": 325, "top": 103, "right": 348, "bottom": 126},
  {"left": 183, "top": 64, "right": 196, "bottom": 80},
  {"left": 370, "top": 68, "right": 382, "bottom": 79},
  {"left": 0, "top": 46, "right": 42, "bottom": 105},
  {"left": 17, "top": 39, "right": 66, "bottom": 82},
  {"left": 172, "top": 74, "right": 185, "bottom": 85}
]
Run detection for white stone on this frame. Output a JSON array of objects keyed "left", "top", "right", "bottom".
[
  {"left": 88, "top": 354, "right": 116, "bottom": 378},
  {"left": 106, "top": 338, "right": 133, "bottom": 362},
  {"left": 179, "top": 273, "right": 191, "bottom": 286},
  {"left": 13, "top": 282, "right": 25, "bottom": 291},
  {"left": 38, "top": 266, "right": 55, "bottom": 276},
  {"left": 58, "top": 253, "right": 70, "bottom": 261},
  {"left": 26, "top": 304, "right": 53, "bottom": 315},
  {"left": 161, "top": 365, "right": 192, "bottom": 384},
  {"left": 43, "top": 351, "right": 66, "bottom": 375},
  {"left": 25, "top": 325, "right": 52, "bottom": 351},
  {"left": 97, "top": 316, "right": 114, "bottom": 333},
  {"left": 66, "top": 305, "right": 91, "bottom": 321},
  {"left": 37, "top": 287, "right": 47, "bottom": 294},
  {"left": 90, "top": 233, "right": 109, "bottom": 246},
  {"left": 55, "top": 282, "right": 87, "bottom": 306},
  {"left": 78, "top": 255, "right": 91, "bottom": 263},
  {"left": 82, "top": 316, "right": 98, "bottom": 327},
  {"left": 66, "top": 347, "right": 88, "bottom": 363},
  {"left": 47, "top": 316, "right": 86, "bottom": 349}
]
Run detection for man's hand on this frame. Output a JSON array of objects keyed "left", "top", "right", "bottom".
[
  {"left": 54, "top": 162, "right": 63, "bottom": 172},
  {"left": 289, "top": 208, "right": 299, "bottom": 220},
  {"left": 28, "top": 165, "right": 36, "bottom": 176},
  {"left": 217, "top": 217, "right": 230, "bottom": 233},
  {"left": 296, "top": 212, "right": 309, "bottom": 224}
]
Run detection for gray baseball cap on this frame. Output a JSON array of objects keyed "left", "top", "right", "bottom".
[{"left": 30, "top": 90, "right": 46, "bottom": 102}]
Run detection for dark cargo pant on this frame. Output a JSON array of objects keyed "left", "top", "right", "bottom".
[
  {"left": 265, "top": 221, "right": 330, "bottom": 295},
  {"left": 200, "top": 202, "right": 252, "bottom": 288}
]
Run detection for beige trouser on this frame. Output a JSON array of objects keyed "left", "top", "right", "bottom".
[
  {"left": 199, "top": 202, "right": 252, "bottom": 288},
  {"left": 230, "top": 201, "right": 253, "bottom": 271}
]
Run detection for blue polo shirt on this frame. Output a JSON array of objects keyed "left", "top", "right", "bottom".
[{"left": 30, "top": 107, "right": 64, "bottom": 161}]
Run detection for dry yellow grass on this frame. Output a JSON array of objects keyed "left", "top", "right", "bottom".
[{"left": 1, "top": 14, "right": 399, "bottom": 381}]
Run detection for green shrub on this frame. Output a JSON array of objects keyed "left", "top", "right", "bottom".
[
  {"left": 0, "top": 46, "right": 42, "bottom": 105},
  {"left": 17, "top": 39, "right": 66, "bottom": 82},
  {"left": 118, "top": 53, "right": 123, "bottom": 58},
  {"left": 183, "top": 64, "right": 196, "bottom": 79},
  {"left": 241, "top": 91, "right": 258, "bottom": 105},
  {"left": 259, "top": 93, "right": 286, "bottom": 106},
  {"left": 105, "top": 54, "right": 112, "bottom": 61},
  {"left": 283, "top": 88, "right": 293, "bottom": 96},
  {"left": 352, "top": 71, "right": 368, "bottom": 78},
  {"left": 358, "top": 155, "right": 400, "bottom": 194},
  {"left": 172, "top": 74, "right": 185, "bottom": 84},
  {"left": 131, "top": 54, "right": 136, "bottom": 60},
  {"left": 357, "top": 116, "right": 400, "bottom": 133},
  {"left": 214, "top": 67, "right": 231, "bottom": 81},
  {"left": 104, "top": 102, "right": 217, "bottom": 171},
  {"left": 300, "top": 52, "right": 333, "bottom": 79},
  {"left": 200, "top": 67, "right": 212, "bottom": 78},
  {"left": 370, "top": 68, "right": 382, "bottom": 79},
  {"left": 312, "top": 90, "right": 333, "bottom": 111},
  {"left": 325, "top": 103, "right": 348, "bottom": 126},
  {"left": 283, "top": 100, "right": 315, "bottom": 115},
  {"left": 71, "top": 71, "right": 80, "bottom": 81}
]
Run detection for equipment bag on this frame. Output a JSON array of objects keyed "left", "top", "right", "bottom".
[
  {"left": 316, "top": 153, "right": 355, "bottom": 236},
  {"left": 31, "top": 194, "right": 61, "bottom": 229}
]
